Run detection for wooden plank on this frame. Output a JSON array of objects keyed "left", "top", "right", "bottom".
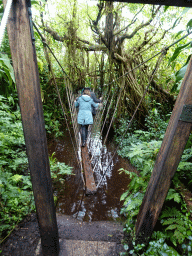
[
  {"left": 135, "top": 55, "right": 192, "bottom": 243},
  {"left": 4, "top": 0, "right": 59, "bottom": 255},
  {"left": 105, "top": 0, "right": 192, "bottom": 7},
  {"left": 81, "top": 146, "right": 97, "bottom": 195}
]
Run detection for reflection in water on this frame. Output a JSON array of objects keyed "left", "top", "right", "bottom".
[{"left": 47, "top": 130, "right": 133, "bottom": 222}]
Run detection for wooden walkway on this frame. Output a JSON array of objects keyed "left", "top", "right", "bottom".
[{"left": 81, "top": 146, "right": 97, "bottom": 195}]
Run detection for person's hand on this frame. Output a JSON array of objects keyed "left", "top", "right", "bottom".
[{"left": 99, "top": 97, "right": 103, "bottom": 101}]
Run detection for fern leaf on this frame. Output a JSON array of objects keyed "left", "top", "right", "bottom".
[
  {"left": 163, "top": 218, "right": 177, "bottom": 225},
  {"left": 161, "top": 207, "right": 181, "bottom": 219},
  {"left": 165, "top": 224, "right": 178, "bottom": 231},
  {"left": 174, "top": 230, "right": 185, "bottom": 243}
]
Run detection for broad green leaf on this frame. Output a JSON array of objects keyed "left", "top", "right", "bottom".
[
  {"left": 187, "top": 19, "right": 192, "bottom": 30},
  {"left": 175, "top": 64, "right": 188, "bottom": 81},
  {"left": 168, "top": 42, "right": 191, "bottom": 65},
  {"left": 175, "top": 30, "right": 184, "bottom": 38},
  {"left": 120, "top": 191, "right": 129, "bottom": 201}
]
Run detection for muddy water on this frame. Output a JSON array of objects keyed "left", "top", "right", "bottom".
[{"left": 47, "top": 131, "right": 134, "bottom": 222}]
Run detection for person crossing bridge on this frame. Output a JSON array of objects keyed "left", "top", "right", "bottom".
[{"left": 75, "top": 88, "right": 101, "bottom": 147}]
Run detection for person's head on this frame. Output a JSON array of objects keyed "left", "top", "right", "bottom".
[{"left": 83, "top": 88, "right": 91, "bottom": 96}]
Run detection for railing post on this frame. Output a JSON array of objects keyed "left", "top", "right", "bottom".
[{"left": 3, "top": 0, "right": 59, "bottom": 255}]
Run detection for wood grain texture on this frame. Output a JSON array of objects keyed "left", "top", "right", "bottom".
[
  {"left": 81, "top": 146, "right": 97, "bottom": 195},
  {"left": 3, "top": 0, "right": 59, "bottom": 255}
]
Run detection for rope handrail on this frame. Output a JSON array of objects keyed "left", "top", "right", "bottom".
[
  {"left": 96, "top": 50, "right": 167, "bottom": 188},
  {"left": 33, "top": 21, "right": 192, "bottom": 189},
  {"left": 0, "top": 0, "right": 13, "bottom": 47},
  {"left": 90, "top": 31, "right": 192, "bottom": 164},
  {"left": 102, "top": 31, "right": 192, "bottom": 89},
  {"left": 33, "top": 22, "right": 82, "bottom": 169},
  {"left": 95, "top": 31, "right": 192, "bottom": 188}
]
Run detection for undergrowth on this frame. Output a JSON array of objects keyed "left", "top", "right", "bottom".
[
  {"left": 116, "top": 106, "right": 192, "bottom": 255},
  {"left": 0, "top": 95, "right": 72, "bottom": 244}
]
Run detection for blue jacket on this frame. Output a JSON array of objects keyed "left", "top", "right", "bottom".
[{"left": 75, "top": 95, "right": 98, "bottom": 125}]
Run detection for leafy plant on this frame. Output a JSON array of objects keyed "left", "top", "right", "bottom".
[
  {"left": 43, "top": 107, "right": 63, "bottom": 138},
  {"left": 49, "top": 153, "right": 73, "bottom": 182},
  {"left": 116, "top": 108, "right": 192, "bottom": 255},
  {"left": 0, "top": 95, "right": 73, "bottom": 243},
  {"left": 160, "top": 207, "right": 192, "bottom": 246}
]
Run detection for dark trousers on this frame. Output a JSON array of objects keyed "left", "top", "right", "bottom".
[{"left": 81, "top": 125, "right": 89, "bottom": 144}]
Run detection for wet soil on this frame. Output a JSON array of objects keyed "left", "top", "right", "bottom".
[{"left": 0, "top": 213, "right": 40, "bottom": 256}]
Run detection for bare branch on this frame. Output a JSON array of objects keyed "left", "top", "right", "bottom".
[
  {"left": 114, "top": 19, "right": 137, "bottom": 36},
  {"left": 43, "top": 25, "right": 106, "bottom": 51},
  {"left": 114, "top": 5, "right": 144, "bottom": 37},
  {"left": 117, "top": 5, "right": 161, "bottom": 44},
  {"left": 88, "top": 2, "right": 108, "bottom": 47}
]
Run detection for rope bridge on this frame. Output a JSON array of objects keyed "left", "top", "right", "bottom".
[
  {"left": 45, "top": 30, "right": 191, "bottom": 194},
  {"left": 1, "top": 1, "right": 192, "bottom": 194}
]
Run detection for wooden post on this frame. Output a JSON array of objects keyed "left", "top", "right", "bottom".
[
  {"left": 135, "top": 56, "right": 192, "bottom": 243},
  {"left": 3, "top": 0, "right": 59, "bottom": 255}
]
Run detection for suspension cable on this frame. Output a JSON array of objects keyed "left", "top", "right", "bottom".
[
  {"left": 89, "top": 87, "right": 113, "bottom": 160},
  {"left": 96, "top": 50, "right": 167, "bottom": 189},
  {"left": 0, "top": 0, "right": 13, "bottom": 47},
  {"left": 101, "top": 31, "right": 192, "bottom": 89},
  {"left": 33, "top": 21, "right": 192, "bottom": 186},
  {"left": 93, "top": 31, "right": 192, "bottom": 163},
  {"left": 33, "top": 22, "right": 82, "bottom": 169},
  {"left": 91, "top": 87, "right": 112, "bottom": 137}
]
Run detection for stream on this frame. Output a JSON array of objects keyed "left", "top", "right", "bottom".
[{"left": 47, "top": 130, "right": 135, "bottom": 222}]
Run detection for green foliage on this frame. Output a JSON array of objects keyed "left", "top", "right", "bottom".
[
  {"left": 168, "top": 26, "right": 192, "bottom": 93},
  {"left": 0, "top": 53, "right": 16, "bottom": 97},
  {"left": 160, "top": 207, "right": 192, "bottom": 246},
  {"left": 0, "top": 95, "right": 34, "bottom": 241},
  {"left": 116, "top": 108, "right": 192, "bottom": 255},
  {"left": 0, "top": 95, "right": 73, "bottom": 243},
  {"left": 43, "top": 108, "right": 63, "bottom": 138},
  {"left": 49, "top": 153, "right": 73, "bottom": 182},
  {"left": 0, "top": 168, "right": 34, "bottom": 240}
]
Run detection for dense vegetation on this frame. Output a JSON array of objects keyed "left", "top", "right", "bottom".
[
  {"left": 116, "top": 109, "right": 192, "bottom": 255},
  {"left": 1, "top": 0, "right": 192, "bottom": 254},
  {"left": 0, "top": 95, "right": 72, "bottom": 245}
]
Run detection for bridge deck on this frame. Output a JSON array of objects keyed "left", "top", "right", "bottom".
[{"left": 81, "top": 146, "right": 97, "bottom": 195}]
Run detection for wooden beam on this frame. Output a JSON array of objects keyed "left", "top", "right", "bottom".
[
  {"left": 135, "top": 56, "right": 192, "bottom": 243},
  {"left": 81, "top": 146, "right": 97, "bottom": 195},
  {"left": 105, "top": 0, "right": 192, "bottom": 7},
  {"left": 3, "top": 0, "right": 59, "bottom": 255}
]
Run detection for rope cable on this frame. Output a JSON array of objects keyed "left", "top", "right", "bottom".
[
  {"left": 96, "top": 50, "right": 167, "bottom": 189},
  {"left": 52, "top": 74, "right": 81, "bottom": 169},
  {"left": 0, "top": 0, "right": 13, "bottom": 48},
  {"left": 33, "top": 21, "right": 192, "bottom": 189},
  {"left": 103, "top": 88, "right": 123, "bottom": 145},
  {"left": 101, "top": 31, "right": 192, "bottom": 89},
  {"left": 33, "top": 22, "right": 82, "bottom": 169},
  {"left": 91, "top": 88, "right": 111, "bottom": 136},
  {"left": 89, "top": 88, "right": 113, "bottom": 160}
]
